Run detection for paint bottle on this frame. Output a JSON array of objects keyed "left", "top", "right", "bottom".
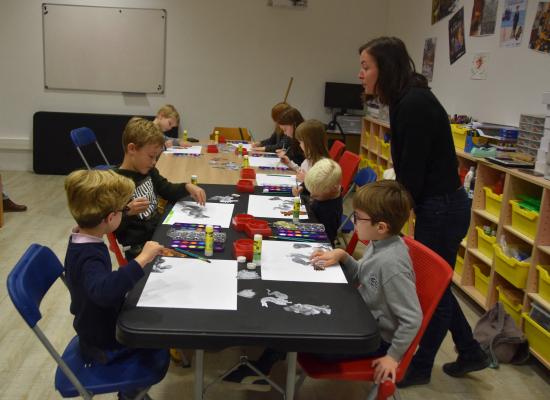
[
  {"left": 214, "top": 130, "right": 220, "bottom": 144},
  {"left": 464, "top": 167, "right": 475, "bottom": 199},
  {"left": 238, "top": 143, "right": 243, "bottom": 156},
  {"left": 182, "top": 129, "right": 188, "bottom": 143},
  {"left": 191, "top": 174, "right": 198, "bottom": 185},
  {"left": 242, "top": 155, "right": 250, "bottom": 168},
  {"left": 292, "top": 197, "right": 301, "bottom": 223},
  {"left": 204, "top": 225, "right": 214, "bottom": 256},
  {"left": 237, "top": 256, "right": 247, "bottom": 269},
  {"left": 253, "top": 234, "right": 262, "bottom": 266}
]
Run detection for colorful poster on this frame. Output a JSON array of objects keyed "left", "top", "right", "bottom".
[
  {"left": 470, "top": 0, "right": 499, "bottom": 36},
  {"left": 500, "top": 0, "right": 528, "bottom": 47},
  {"left": 471, "top": 52, "right": 489, "bottom": 80},
  {"left": 432, "top": 0, "right": 458, "bottom": 24},
  {"left": 449, "top": 8, "right": 466, "bottom": 64},
  {"left": 421, "top": 38, "right": 437, "bottom": 82},
  {"left": 529, "top": 1, "right": 550, "bottom": 53}
]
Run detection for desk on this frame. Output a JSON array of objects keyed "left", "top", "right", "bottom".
[{"left": 117, "top": 151, "right": 379, "bottom": 399}]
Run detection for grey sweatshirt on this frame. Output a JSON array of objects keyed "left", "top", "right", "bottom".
[{"left": 342, "top": 235, "right": 422, "bottom": 361}]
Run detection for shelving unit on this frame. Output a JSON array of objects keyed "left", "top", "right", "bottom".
[{"left": 360, "top": 116, "right": 550, "bottom": 369}]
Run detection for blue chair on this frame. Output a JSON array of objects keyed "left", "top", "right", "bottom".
[
  {"left": 337, "top": 167, "right": 378, "bottom": 245},
  {"left": 7, "top": 244, "right": 170, "bottom": 399},
  {"left": 70, "top": 127, "right": 111, "bottom": 170}
]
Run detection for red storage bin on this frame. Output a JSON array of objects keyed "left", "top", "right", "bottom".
[
  {"left": 233, "top": 238, "right": 254, "bottom": 261},
  {"left": 236, "top": 179, "right": 254, "bottom": 193},
  {"left": 240, "top": 168, "right": 256, "bottom": 179},
  {"left": 232, "top": 213, "right": 255, "bottom": 231},
  {"left": 245, "top": 219, "right": 272, "bottom": 238}
]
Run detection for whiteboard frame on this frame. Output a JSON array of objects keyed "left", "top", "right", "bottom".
[{"left": 42, "top": 3, "right": 166, "bottom": 93}]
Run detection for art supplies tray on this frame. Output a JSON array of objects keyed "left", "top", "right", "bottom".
[
  {"left": 170, "top": 223, "right": 223, "bottom": 231},
  {"left": 166, "top": 228, "right": 226, "bottom": 243},
  {"left": 169, "top": 239, "right": 224, "bottom": 252},
  {"left": 486, "top": 157, "right": 534, "bottom": 168},
  {"left": 232, "top": 213, "right": 255, "bottom": 231},
  {"left": 272, "top": 228, "right": 329, "bottom": 242},
  {"left": 233, "top": 238, "right": 254, "bottom": 261},
  {"left": 272, "top": 221, "right": 326, "bottom": 232},
  {"left": 261, "top": 186, "right": 293, "bottom": 194}
]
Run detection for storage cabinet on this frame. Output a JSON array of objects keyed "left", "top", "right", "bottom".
[{"left": 361, "top": 116, "right": 550, "bottom": 368}]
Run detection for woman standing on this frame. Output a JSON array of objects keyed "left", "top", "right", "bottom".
[{"left": 357, "top": 37, "right": 489, "bottom": 387}]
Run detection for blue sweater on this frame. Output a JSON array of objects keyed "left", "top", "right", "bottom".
[{"left": 64, "top": 239, "right": 144, "bottom": 349}]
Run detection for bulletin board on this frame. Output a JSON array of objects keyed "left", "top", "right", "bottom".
[{"left": 42, "top": 4, "right": 166, "bottom": 93}]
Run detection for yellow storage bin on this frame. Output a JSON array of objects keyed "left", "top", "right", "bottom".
[
  {"left": 496, "top": 286, "right": 523, "bottom": 326},
  {"left": 536, "top": 265, "right": 550, "bottom": 303},
  {"left": 380, "top": 140, "right": 390, "bottom": 159},
  {"left": 522, "top": 313, "right": 550, "bottom": 363},
  {"left": 483, "top": 187, "right": 502, "bottom": 218},
  {"left": 510, "top": 200, "right": 539, "bottom": 240},
  {"left": 475, "top": 226, "right": 496, "bottom": 261},
  {"left": 376, "top": 165, "right": 385, "bottom": 180},
  {"left": 493, "top": 244, "right": 530, "bottom": 289},
  {"left": 474, "top": 264, "right": 490, "bottom": 297},
  {"left": 367, "top": 159, "right": 377, "bottom": 170},
  {"left": 455, "top": 255, "right": 464, "bottom": 276},
  {"left": 451, "top": 124, "right": 469, "bottom": 150},
  {"left": 359, "top": 157, "right": 369, "bottom": 169}
]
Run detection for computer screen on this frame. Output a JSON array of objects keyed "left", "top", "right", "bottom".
[{"left": 323, "top": 82, "right": 364, "bottom": 111}]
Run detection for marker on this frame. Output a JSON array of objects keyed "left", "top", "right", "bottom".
[
  {"left": 173, "top": 247, "right": 212, "bottom": 263},
  {"left": 267, "top": 236, "right": 317, "bottom": 243},
  {"left": 267, "top": 174, "right": 293, "bottom": 177}
]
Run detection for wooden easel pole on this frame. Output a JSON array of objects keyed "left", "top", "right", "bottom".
[{"left": 283, "top": 77, "right": 294, "bottom": 103}]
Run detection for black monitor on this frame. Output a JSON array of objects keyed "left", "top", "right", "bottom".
[{"left": 323, "top": 82, "right": 364, "bottom": 113}]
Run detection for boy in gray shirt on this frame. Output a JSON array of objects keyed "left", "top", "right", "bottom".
[{"left": 311, "top": 180, "right": 422, "bottom": 385}]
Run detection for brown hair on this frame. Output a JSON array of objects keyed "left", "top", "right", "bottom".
[
  {"left": 65, "top": 169, "right": 134, "bottom": 229},
  {"left": 353, "top": 180, "right": 412, "bottom": 235},
  {"left": 358, "top": 36, "right": 428, "bottom": 106},
  {"left": 276, "top": 107, "right": 305, "bottom": 156},
  {"left": 295, "top": 119, "right": 329, "bottom": 165},
  {"left": 122, "top": 117, "right": 165, "bottom": 152},
  {"left": 157, "top": 104, "right": 180, "bottom": 124}
]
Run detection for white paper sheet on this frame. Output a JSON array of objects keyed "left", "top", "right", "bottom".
[
  {"left": 248, "top": 156, "right": 288, "bottom": 169},
  {"left": 229, "top": 143, "right": 253, "bottom": 151},
  {"left": 164, "top": 145, "right": 203, "bottom": 155},
  {"left": 260, "top": 240, "right": 347, "bottom": 283},
  {"left": 247, "top": 194, "right": 308, "bottom": 220},
  {"left": 255, "top": 173, "right": 297, "bottom": 187},
  {"left": 162, "top": 201, "right": 234, "bottom": 227},
  {"left": 137, "top": 257, "right": 238, "bottom": 309}
]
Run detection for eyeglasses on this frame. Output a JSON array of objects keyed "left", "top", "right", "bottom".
[{"left": 352, "top": 212, "right": 372, "bottom": 224}]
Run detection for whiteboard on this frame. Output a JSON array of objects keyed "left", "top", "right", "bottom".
[{"left": 42, "top": 4, "right": 166, "bottom": 93}]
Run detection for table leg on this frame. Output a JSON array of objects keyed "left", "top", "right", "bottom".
[
  {"left": 194, "top": 349, "right": 204, "bottom": 400},
  {"left": 285, "top": 351, "right": 297, "bottom": 400}
]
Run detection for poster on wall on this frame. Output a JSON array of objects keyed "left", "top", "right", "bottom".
[
  {"left": 449, "top": 8, "right": 466, "bottom": 64},
  {"left": 422, "top": 38, "right": 437, "bottom": 82},
  {"left": 471, "top": 52, "right": 489, "bottom": 79},
  {"left": 432, "top": 0, "right": 458, "bottom": 24},
  {"left": 470, "top": 0, "right": 499, "bottom": 36},
  {"left": 528, "top": 1, "right": 550, "bottom": 53},
  {"left": 500, "top": 0, "right": 528, "bottom": 47}
]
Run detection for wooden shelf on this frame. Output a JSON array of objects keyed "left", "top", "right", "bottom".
[
  {"left": 528, "top": 293, "right": 550, "bottom": 312},
  {"left": 458, "top": 285, "right": 488, "bottom": 310},
  {"left": 538, "top": 245, "right": 550, "bottom": 257},
  {"left": 503, "top": 225, "right": 535, "bottom": 245},
  {"left": 452, "top": 273, "right": 462, "bottom": 285},
  {"left": 472, "top": 208, "right": 499, "bottom": 224},
  {"left": 468, "top": 248, "right": 493, "bottom": 266},
  {"left": 460, "top": 239, "right": 467, "bottom": 248},
  {"left": 530, "top": 348, "right": 550, "bottom": 369}
]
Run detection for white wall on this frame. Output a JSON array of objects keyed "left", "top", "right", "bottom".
[
  {"left": 0, "top": 0, "right": 387, "bottom": 171},
  {"left": 387, "top": 0, "right": 550, "bottom": 126}
]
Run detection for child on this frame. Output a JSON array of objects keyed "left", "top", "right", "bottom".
[
  {"left": 63, "top": 169, "right": 164, "bottom": 396},
  {"left": 274, "top": 107, "right": 305, "bottom": 167},
  {"left": 303, "top": 158, "right": 343, "bottom": 245},
  {"left": 252, "top": 102, "right": 291, "bottom": 152},
  {"left": 225, "top": 180, "right": 421, "bottom": 394},
  {"left": 114, "top": 117, "right": 206, "bottom": 259},
  {"left": 153, "top": 104, "right": 181, "bottom": 148}
]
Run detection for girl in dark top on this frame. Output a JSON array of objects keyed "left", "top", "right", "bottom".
[
  {"left": 252, "top": 102, "right": 291, "bottom": 152},
  {"left": 274, "top": 107, "right": 305, "bottom": 167},
  {"left": 357, "top": 37, "right": 489, "bottom": 387}
]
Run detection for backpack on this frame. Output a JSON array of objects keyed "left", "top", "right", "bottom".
[{"left": 473, "top": 302, "right": 530, "bottom": 368}]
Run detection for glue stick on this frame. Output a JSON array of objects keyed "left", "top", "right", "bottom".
[
  {"left": 292, "top": 197, "right": 301, "bottom": 223},
  {"left": 204, "top": 225, "right": 214, "bottom": 256},
  {"left": 253, "top": 234, "right": 262, "bottom": 266}
]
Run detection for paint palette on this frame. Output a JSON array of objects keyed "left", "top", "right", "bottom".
[
  {"left": 169, "top": 239, "right": 224, "bottom": 252},
  {"left": 166, "top": 228, "right": 227, "bottom": 242},
  {"left": 258, "top": 166, "right": 289, "bottom": 170},
  {"left": 272, "top": 221, "right": 326, "bottom": 232},
  {"left": 262, "top": 186, "right": 293, "bottom": 194},
  {"left": 273, "top": 228, "right": 328, "bottom": 241},
  {"left": 171, "top": 223, "right": 223, "bottom": 232},
  {"left": 250, "top": 153, "right": 278, "bottom": 158}
]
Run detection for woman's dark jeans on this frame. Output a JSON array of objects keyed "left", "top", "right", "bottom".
[{"left": 410, "top": 187, "right": 481, "bottom": 375}]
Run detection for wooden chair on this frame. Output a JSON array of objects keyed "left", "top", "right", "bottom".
[{"left": 210, "top": 127, "right": 251, "bottom": 142}]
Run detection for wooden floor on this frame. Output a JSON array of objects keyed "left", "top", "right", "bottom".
[{"left": 0, "top": 170, "right": 549, "bottom": 399}]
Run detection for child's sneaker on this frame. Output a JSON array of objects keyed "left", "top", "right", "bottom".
[{"left": 222, "top": 364, "right": 271, "bottom": 392}]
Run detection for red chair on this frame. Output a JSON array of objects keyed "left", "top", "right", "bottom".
[
  {"left": 329, "top": 140, "right": 346, "bottom": 161},
  {"left": 297, "top": 236, "right": 453, "bottom": 400},
  {"left": 107, "top": 232, "right": 128, "bottom": 267},
  {"left": 338, "top": 151, "right": 361, "bottom": 195}
]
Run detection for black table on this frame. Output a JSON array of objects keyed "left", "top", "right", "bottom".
[{"left": 117, "top": 184, "right": 379, "bottom": 399}]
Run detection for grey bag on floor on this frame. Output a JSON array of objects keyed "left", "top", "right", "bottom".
[{"left": 473, "top": 302, "right": 530, "bottom": 368}]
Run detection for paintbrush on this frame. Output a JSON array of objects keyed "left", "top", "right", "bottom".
[
  {"left": 267, "top": 235, "right": 318, "bottom": 243},
  {"left": 172, "top": 247, "right": 212, "bottom": 263}
]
